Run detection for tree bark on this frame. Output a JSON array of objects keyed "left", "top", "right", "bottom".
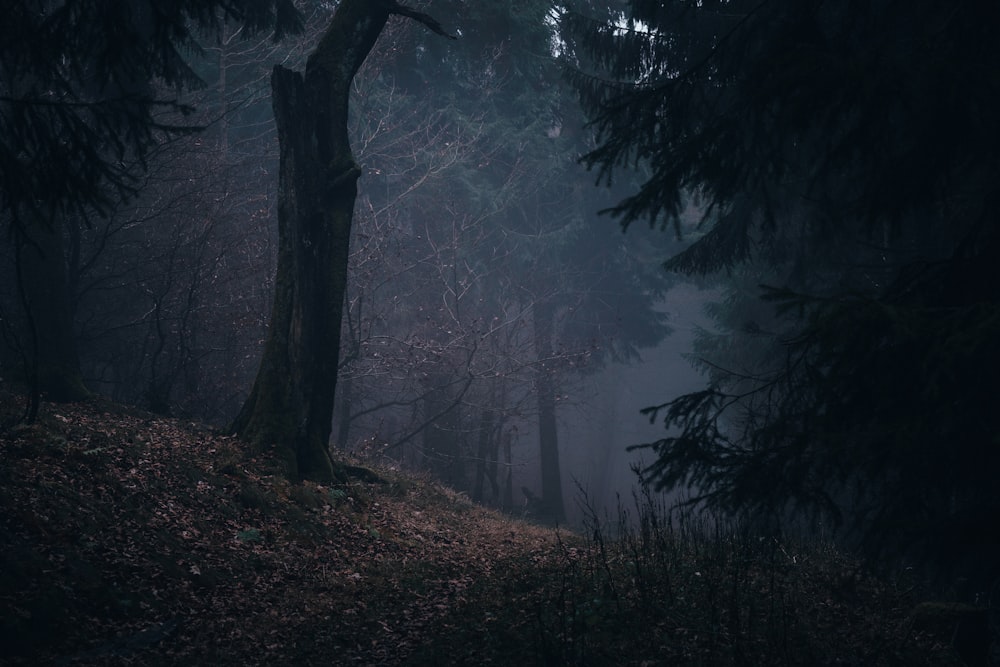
[
  {"left": 421, "top": 372, "right": 464, "bottom": 487},
  {"left": 533, "top": 299, "right": 566, "bottom": 523},
  {"left": 472, "top": 408, "right": 494, "bottom": 503},
  {"left": 232, "top": 0, "right": 452, "bottom": 481}
]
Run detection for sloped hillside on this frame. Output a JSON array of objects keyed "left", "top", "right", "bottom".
[
  {"left": 0, "top": 390, "right": 968, "bottom": 665},
  {"left": 0, "top": 394, "right": 560, "bottom": 665}
]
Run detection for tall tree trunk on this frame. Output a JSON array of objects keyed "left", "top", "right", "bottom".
[
  {"left": 231, "top": 0, "right": 452, "bottom": 481},
  {"left": 533, "top": 299, "right": 565, "bottom": 523},
  {"left": 17, "top": 221, "right": 90, "bottom": 405},
  {"left": 334, "top": 369, "right": 353, "bottom": 450},
  {"left": 421, "top": 373, "right": 464, "bottom": 487},
  {"left": 502, "top": 429, "right": 513, "bottom": 512},
  {"left": 472, "top": 407, "right": 494, "bottom": 503}
]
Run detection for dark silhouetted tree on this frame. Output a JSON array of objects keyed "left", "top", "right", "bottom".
[
  {"left": 63, "top": 4, "right": 338, "bottom": 422},
  {"left": 230, "top": 0, "right": 454, "bottom": 482},
  {"left": 0, "top": 0, "right": 301, "bottom": 415},
  {"left": 566, "top": 0, "right": 1000, "bottom": 580}
]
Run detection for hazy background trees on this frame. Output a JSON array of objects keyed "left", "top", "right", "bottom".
[
  {"left": 332, "top": 0, "right": 680, "bottom": 521},
  {"left": 2, "top": 1, "right": 688, "bottom": 525}
]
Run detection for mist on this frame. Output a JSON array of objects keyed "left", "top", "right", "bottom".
[
  {"left": 3, "top": 0, "right": 997, "bottom": 604},
  {"left": 555, "top": 282, "right": 716, "bottom": 527}
]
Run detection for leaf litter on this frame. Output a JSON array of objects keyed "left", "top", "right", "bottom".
[
  {"left": 0, "top": 393, "right": 967, "bottom": 666},
  {"left": 0, "top": 395, "right": 561, "bottom": 665}
]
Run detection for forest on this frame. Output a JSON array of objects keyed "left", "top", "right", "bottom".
[{"left": 1, "top": 0, "right": 998, "bottom": 664}]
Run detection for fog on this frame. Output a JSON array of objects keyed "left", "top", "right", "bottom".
[
  {"left": 4, "top": 1, "right": 995, "bottom": 592},
  {"left": 0, "top": 1, "right": 721, "bottom": 530},
  {"left": 554, "top": 282, "right": 716, "bottom": 527}
]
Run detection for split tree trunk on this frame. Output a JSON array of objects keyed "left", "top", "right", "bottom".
[{"left": 231, "top": 0, "right": 452, "bottom": 481}]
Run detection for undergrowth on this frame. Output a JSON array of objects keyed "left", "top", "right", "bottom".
[{"left": 411, "top": 482, "right": 969, "bottom": 666}]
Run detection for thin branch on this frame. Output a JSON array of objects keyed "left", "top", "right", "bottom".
[{"left": 389, "top": 2, "right": 457, "bottom": 39}]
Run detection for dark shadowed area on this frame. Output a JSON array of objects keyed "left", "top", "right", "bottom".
[{"left": 2, "top": 0, "right": 998, "bottom": 664}]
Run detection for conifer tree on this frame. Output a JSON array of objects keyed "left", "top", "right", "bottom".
[
  {"left": 1, "top": 0, "right": 301, "bottom": 414},
  {"left": 566, "top": 0, "right": 1000, "bottom": 578}
]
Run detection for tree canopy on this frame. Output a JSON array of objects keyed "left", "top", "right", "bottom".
[
  {"left": 566, "top": 0, "right": 1000, "bottom": 581},
  {"left": 0, "top": 0, "right": 303, "bottom": 412},
  {"left": 0, "top": 0, "right": 302, "bottom": 231}
]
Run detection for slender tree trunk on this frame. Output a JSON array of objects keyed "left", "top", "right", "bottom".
[
  {"left": 334, "top": 370, "right": 353, "bottom": 450},
  {"left": 231, "top": 0, "right": 452, "bottom": 481},
  {"left": 502, "top": 428, "right": 513, "bottom": 512},
  {"left": 17, "top": 221, "right": 90, "bottom": 404},
  {"left": 473, "top": 407, "right": 494, "bottom": 503},
  {"left": 533, "top": 299, "right": 565, "bottom": 523},
  {"left": 421, "top": 373, "right": 464, "bottom": 487}
]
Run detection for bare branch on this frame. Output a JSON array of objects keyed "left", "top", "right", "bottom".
[{"left": 389, "top": 2, "right": 457, "bottom": 39}]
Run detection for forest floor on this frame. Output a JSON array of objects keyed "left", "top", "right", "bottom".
[{"left": 0, "top": 389, "right": 973, "bottom": 665}]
